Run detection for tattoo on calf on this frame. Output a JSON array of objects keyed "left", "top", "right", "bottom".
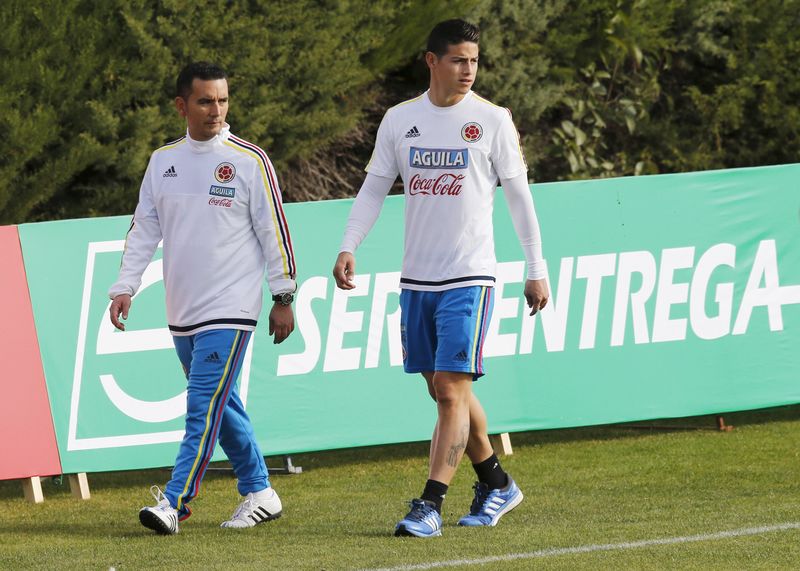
[{"left": 446, "top": 424, "right": 470, "bottom": 467}]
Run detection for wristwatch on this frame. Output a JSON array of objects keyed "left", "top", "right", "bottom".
[{"left": 272, "top": 292, "right": 294, "bottom": 306}]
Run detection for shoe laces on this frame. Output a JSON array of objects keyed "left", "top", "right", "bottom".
[
  {"left": 469, "top": 482, "right": 491, "bottom": 514},
  {"left": 149, "top": 485, "right": 170, "bottom": 508},
  {"left": 405, "top": 499, "right": 437, "bottom": 522},
  {"left": 231, "top": 493, "right": 257, "bottom": 520}
]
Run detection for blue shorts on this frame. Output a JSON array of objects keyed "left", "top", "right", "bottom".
[{"left": 400, "top": 286, "right": 494, "bottom": 380}]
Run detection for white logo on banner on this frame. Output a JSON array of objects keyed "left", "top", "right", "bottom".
[
  {"left": 66, "top": 238, "right": 800, "bottom": 452},
  {"left": 67, "top": 240, "right": 254, "bottom": 451},
  {"left": 277, "top": 239, "right": 800, "bottom": 375}
]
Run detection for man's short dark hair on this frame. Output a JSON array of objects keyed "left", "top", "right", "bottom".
[
  {"left": 176, "top": 62, "right": 227, "bottom": 99},
  {"left": 426, "top": 19, "right": 480, "bottom": 57}
]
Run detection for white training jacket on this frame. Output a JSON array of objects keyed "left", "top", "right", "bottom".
[{"left": 108, "top": 125, "right": 296, "bottom": 336}]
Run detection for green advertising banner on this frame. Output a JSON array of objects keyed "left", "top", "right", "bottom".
[{"left": 18, "top": 164, "right": 800, "bottom": 474}]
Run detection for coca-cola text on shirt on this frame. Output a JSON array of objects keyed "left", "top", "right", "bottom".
[
  {"left": 408, "top": 173, "right": 465, "bottom": 196},
  {"left": 208, "top": 197, "right": 233, "bottom": 208}
]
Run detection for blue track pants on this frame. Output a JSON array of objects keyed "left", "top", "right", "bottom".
[{"left": 165, "top": 329, "right": 269, "bottom": 516}]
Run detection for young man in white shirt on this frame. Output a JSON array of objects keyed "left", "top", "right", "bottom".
[
  {"left": 333, "top": 20, "right": 549, "bottom": 537},
  {"left": 109, "top": 62, "right": 297, "bottom": 534}
]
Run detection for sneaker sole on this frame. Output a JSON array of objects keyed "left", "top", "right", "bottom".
[
  {"left": 488, "top": 489, "right": 523, "bottom": 526},
  {"left": 139, "top": 509, "right": 178, "bottom": 535},
  {"left": 221, "top": 510, "right": 283, "bottom": 529},
  {"left": 394, "top": 524, "right": 442, "bottom": 538}
]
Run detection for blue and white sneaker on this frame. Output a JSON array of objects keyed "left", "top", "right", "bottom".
[
  {"left": 394, "top": 499, "right": 443, "bottom": 537},
  {"left": 457, "top": 477, "right": 524, "bottom": 527}
]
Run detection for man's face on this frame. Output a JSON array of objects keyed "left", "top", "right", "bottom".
[
  {"left": 175, "top": 78, "right": 229, "bottom": 141},
  {"left": 427, "top": 41, "right": 479, "bottom": 96}
]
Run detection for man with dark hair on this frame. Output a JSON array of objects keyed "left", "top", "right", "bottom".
[
  {"left": 109, "top": 61, "right": 297, "bottom": 534},
  {"left": 425, "top": 18, "right": 480, "bottom": 56},
  {"left": 333, "top": 19, "right": 549, "bottom": 538},
  {"left": 175, "top": 61, "right": 227, "bottom": 103}
]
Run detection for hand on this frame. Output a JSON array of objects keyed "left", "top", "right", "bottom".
[
  {"left": 524, "top": 279, "right": 549, "bottom": 316},
  {"left": 332, "top": 251, "right": 357, "bottom": 290},
  {"left": 109, "top": 294, "right": 132, "bottom": 331},
  {"left": 269, "top": 303, "right": 295, "bottom": 344}
]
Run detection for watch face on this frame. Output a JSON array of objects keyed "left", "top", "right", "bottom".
[{"left": 275, "top": 293, "right": 293, "bottom": 305}]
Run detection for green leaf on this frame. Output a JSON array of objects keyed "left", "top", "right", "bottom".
[
  {"left": 566, "top": 150, "right": 579, "bottom": 172},
  {"left": 590, "top": 82, "right": 607, "bottom": 96},
  {"left": 633, "top": 45, "right": 644, "bottom": 66}
]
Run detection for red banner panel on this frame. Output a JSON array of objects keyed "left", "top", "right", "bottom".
[{"left": 0, "top": 225, "right": 61, "bottom": 480}]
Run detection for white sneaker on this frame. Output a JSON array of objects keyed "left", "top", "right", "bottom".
[
  {"left": 220, "top": 487, "right": 283, "bottom": 529},
  {"left": 139, "top": 486, "right": 179, "bottom": 535}
]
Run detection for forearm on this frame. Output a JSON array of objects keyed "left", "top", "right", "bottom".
[
  {"left": 500, "top": 173, "right": 545, "bottom": 280},
  {"left": 108, "top": 214, "right": 162, "bottom": 298},
  {"left": 248, "top": 158, "right": 297, "bottom": 295},
  {"left": 339, "top": 173, "right": 395, "bottom": 253}
]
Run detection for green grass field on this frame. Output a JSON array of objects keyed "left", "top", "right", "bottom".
[{"left": 2, "top": 406, "right": 799, "bottom": 570}]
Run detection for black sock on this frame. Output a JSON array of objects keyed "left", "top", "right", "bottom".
[
  {"left": 420, "top": 479, "right": 448, "bottom": 513},
  {"left": 473, "top": 453, "right": 508, "bottom": 490}
]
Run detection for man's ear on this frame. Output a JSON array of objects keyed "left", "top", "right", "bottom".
[
  {"left": 175, "top": 96, "right": 187, "bottom": 118},
  {"left": 425, "top": 51, "right": 438, "bottom": 71}
]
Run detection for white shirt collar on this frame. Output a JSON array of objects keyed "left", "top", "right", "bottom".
[{"left": 185, "top": 123, "right": 231, "bottom": 153}]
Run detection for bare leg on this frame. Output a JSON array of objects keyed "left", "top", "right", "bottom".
[
  {"left": 428, "top": 371, "right": 473, "bottom": 485},
  {"left": 465, "top": 393, "right": 494, "bottom": 464},
  {"left": 422, "top": 372, "right": 439, "bottom": 461}
]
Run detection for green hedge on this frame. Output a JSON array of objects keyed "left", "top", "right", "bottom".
[
  {"left": 2, "top": 0, "right": 798, "bottom": 223},
  {"left": 0, "top": 0, "right": 472, "bottom": 222},
  {"left": 471, "top": 0, "right": 800, "bottom": 181}
]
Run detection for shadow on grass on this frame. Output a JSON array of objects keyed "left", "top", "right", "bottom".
[
  {"left": 0, "top": 519, "right": 238, "bottom": 538},
  {"left": 281, "top": 403, "right": 800, "bottom": 471}
]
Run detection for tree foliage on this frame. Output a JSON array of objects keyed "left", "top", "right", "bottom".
[
  {"left": 528, "top": 0, "right": 800, "bottom": 180},
  {"left": 0, "top": 0, "right": 468, "bottom": 223},
  {"left": 471, "top": 0, "right": 570, "bottom": 174},
  {"left": 1, "top": 0, "right": 798, "bottom": 223}
]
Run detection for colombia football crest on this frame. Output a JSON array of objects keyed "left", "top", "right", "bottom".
[
  {"left": 461, "top": 122, "right": 483, "bottom": 142},
  {"left": 215, "top": 162, "right": 236, "bottom": 183}
]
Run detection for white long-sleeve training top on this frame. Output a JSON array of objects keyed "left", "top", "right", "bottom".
[
  {"left": 340, "top": 90, "right": 545, "bottom": 291},
  {"left": 109, "top": 125, "right": 296, "bottom": 336}
]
